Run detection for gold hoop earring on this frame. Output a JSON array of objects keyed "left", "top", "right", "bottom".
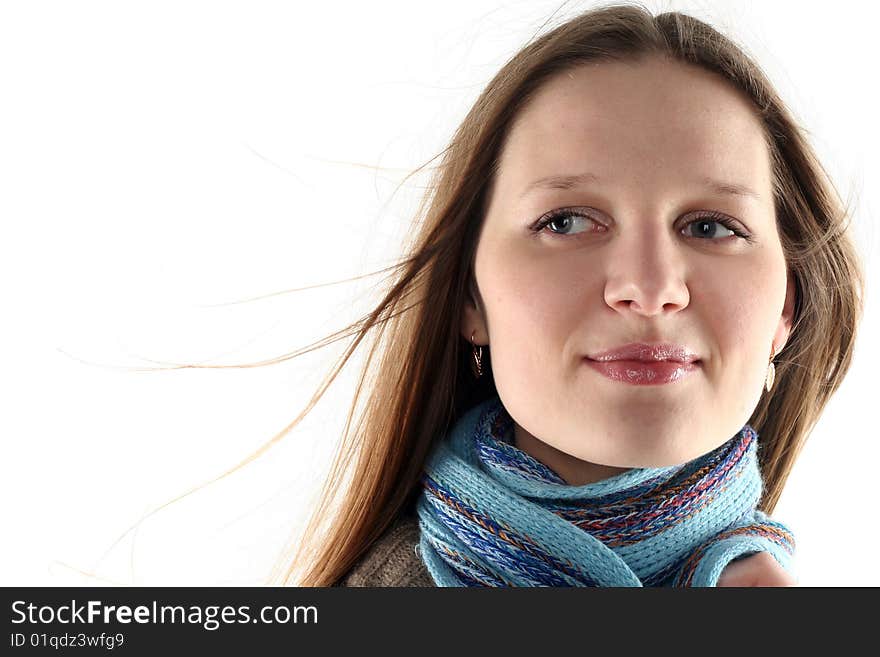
[
  {"left": 470, "top": 330, "right": 483, "bottom": 379},
  {"left": 765, "top": 346, "right": 776, "bottom": 393}
]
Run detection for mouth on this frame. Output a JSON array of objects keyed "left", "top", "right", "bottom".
[
  {"left": 583, "top": 356, "right": 701, "bottom": 385},
  {"left": 588, "top": 342, "right": 700, "bottom": 364}
]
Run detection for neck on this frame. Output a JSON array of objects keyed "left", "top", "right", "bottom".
[{"left": 513, "top": 422, "right": 631, "bottom": 486}]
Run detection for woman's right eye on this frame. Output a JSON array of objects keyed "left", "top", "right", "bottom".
[{"left": 532, "top": 210, "right": 599, "bottom": 237}]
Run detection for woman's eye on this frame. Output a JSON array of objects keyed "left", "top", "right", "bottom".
[
  {"left": 539, "top": 213, "right": 596, "bottom": 235},
  {"left": 683, "top": 219, "right": 736, "bottom": 240}
]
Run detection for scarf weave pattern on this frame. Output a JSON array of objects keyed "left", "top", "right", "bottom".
[{"left": 416, "top": 396, "right": 795, "bottom": 587}]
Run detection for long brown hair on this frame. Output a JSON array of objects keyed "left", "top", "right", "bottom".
[{"left": 109, "top": 2, "right": 862, "bottom": 587}]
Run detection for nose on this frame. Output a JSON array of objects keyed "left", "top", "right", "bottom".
[{"left": 603, "top": 226, "right": 690, "bottom": 317}]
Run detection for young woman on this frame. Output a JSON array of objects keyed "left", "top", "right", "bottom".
[{"left": 269, "top": 3, "right": 864, "bottom": 587}]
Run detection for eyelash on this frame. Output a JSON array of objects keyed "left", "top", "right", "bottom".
[{"left": 531, "top": 208, "right": 754, "bottom": 244}]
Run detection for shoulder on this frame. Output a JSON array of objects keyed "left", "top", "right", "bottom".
[{"left": 335, "top": 512, "right": 434, "bottom": 587}]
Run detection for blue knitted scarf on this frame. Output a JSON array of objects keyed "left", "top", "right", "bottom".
[{"left": 416, "top": 395, "right": 796, "bottom": 587}]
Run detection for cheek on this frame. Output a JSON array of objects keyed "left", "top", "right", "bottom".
[
  {"left": 476, "top": 240, "right": 592, "bottom": 352},
  {"left": 697, "top": 255, "right": 786, "bottom": 396},
  {"left": 476, "top": 244, "right": 589, "bottom": 416}
]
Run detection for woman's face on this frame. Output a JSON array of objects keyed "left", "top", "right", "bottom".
[{"left": 462, "top": 56, "right": 795, "bottom": 484}]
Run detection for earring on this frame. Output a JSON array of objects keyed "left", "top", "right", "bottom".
[
  {"left": 470, "top": 330, "right": 483, "bottom": 379},
  {"left": 765, "top": 346, "right": 776, "bottom": 393}
]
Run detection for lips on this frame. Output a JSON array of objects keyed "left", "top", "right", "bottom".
[
  {"left": 585, "top": 342, "right": 701, "bottom": 385},
  {"left": 588, "top": 343, "right": 700, "bottom": 364},
  {"left": 584, "top": 358, "right": 699, "bottom": 385}
]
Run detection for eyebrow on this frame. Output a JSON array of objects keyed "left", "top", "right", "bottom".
[{"left": 519, "top": 172, "right": 762, "bottom": 201}]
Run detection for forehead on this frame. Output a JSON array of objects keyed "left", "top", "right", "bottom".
[{"left": 498, "top": 56, "right": 772, "bottom": 201}]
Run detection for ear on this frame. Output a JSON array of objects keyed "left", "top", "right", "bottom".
[
  {"left": 772, "top": 272, "right": 796, "bottom": 356},
  {"left": 461, "top": 277, "right": 488, "bottom": 345}
]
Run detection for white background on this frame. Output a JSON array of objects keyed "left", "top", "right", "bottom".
[{"left": 1, "top": 0, "right": 877, "bottom": 586}]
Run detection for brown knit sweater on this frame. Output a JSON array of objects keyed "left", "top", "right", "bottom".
[{"left": 335, "top": 512, "right": 435, "bottom": 587}]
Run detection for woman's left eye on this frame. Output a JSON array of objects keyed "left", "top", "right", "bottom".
[
  {"left": 680, "top": 214, "right": 752, "bottom": 242},
  {"left": 683, "top": 218, "right": 737, "bottom": 239}
]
